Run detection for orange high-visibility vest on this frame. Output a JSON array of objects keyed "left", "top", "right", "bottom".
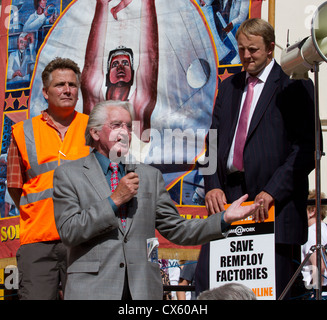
[{"left": 12, "top": 111, "right": 90, "bottom": 245}]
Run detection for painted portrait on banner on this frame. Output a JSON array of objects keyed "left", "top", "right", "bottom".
[{"left": 0, "top": 0, "right": 262, "bottom": 259}]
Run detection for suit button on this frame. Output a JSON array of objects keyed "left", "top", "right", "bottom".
[{"left": 120, "top": 263, "right": 125, "bottom": 268}]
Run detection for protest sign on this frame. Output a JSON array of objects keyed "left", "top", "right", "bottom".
[{"left": 210, "top": 202, "right": 275, "bottom": 300}]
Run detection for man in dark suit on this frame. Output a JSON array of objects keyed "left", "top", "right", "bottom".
[{"left": 198, "top": 18, "right": 316, "bottom": 299}]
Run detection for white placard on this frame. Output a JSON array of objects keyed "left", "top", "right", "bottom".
[{"left": 209, "top": 203, "right": 276, "bottom": 300}]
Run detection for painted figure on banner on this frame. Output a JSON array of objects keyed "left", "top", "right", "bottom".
[
  {"left": 6, "top": 0, "right": 59, "bottom": 90},
  {"left": 7, "top": 32, "right": 36, "bottom": 89},
  {"left": 81, "top": 0, "right": 159, "bottom": 148},
  {"left": 198, "top": 0, "right": 249, "bottom": 65},
  {"left": 23, "top": 0, "right": 59, "bottom": 52},
  {"left": 23, "top": 0, "right": 58, "bottom": 33}
]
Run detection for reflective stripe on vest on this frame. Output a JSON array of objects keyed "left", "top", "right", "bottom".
[
  {"left": 23, "top": 120, "right": 58, "bottom": 180},
  {"left": 20, "top": 188, "right": 54, "bottom": 206}
]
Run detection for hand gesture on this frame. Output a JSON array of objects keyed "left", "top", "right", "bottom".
[{"left": 223, "top": 194, "right": 262, "bottom": 224}]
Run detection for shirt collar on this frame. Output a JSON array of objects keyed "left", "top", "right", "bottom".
[
  {"left": 246, "top": 58, "right": 275, "bottom": 84},
  {"left": 93, "top": 150, "right": 124, "bottom": 175},
  {"left": 41, "top": 109, "right": 77, "bottom": 133},
  {"left": 41, "top": 109, "right": 57, "bottom": 129}
]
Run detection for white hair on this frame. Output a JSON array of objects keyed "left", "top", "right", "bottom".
[{"left": 85, "top": 100, "right": 133, "bottom": 147}]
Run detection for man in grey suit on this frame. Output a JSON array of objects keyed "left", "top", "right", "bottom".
[{"left": 53, "top": 100, "right": 261, "bottom": 300}]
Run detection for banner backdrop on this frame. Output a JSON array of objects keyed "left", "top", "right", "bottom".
[{"left": 0, "top": 0, "right": 262, "bottom": 261}]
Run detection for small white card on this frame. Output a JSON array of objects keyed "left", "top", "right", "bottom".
[{"left": 147, "top": 237, "right": 159, "bottom": 263}]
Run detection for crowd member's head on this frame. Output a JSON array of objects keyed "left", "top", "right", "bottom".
[
  {"left": 307, "top": 190, "right": 327, "bottom": 223},
  {"left": 197, "top": 283, "right": 257, "bottom": 300}
]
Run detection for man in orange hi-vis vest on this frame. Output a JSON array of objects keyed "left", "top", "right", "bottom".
[{"left": 7, "top": 57, "right": 90, "bottom": 300}]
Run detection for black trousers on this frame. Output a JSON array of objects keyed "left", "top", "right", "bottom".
[
  {"left": 122, "top": 270, "right": 132, "bottom": 300},
  {"left": 16, "top": 241, "right": 67, "bottom": 300}
]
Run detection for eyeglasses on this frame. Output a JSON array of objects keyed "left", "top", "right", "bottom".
[{"left": 106, "top": 122, "right": 133, "bottom": 132}]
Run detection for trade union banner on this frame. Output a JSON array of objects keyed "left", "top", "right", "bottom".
[{"left": 0, "top": 0, "right": 263, "bottom": 261}]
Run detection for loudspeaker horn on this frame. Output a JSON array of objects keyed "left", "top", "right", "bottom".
[{"left": 281, "top": 1, "right": 327, "bottom": 79}]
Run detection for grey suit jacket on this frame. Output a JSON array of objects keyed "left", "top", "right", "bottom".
[{"left": 53, "top": 153, "right": 224, "bottom": 300}]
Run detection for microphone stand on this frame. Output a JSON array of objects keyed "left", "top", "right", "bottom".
[{"left": 279, "top": 62, "right": 327, "bottom": 300}]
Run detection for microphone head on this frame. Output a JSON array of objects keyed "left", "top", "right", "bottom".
[{"left": 125, "top": 162, "right": 136, "bottom": 173}]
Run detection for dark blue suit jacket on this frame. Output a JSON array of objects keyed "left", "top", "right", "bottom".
[{"left": 204, "top": 61, "right": 316, "bottom": 244}]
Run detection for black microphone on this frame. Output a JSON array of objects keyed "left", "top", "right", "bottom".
[
  {"left": 125, "top": 162, "right": 136, "bottom": 207},
  {"left": 125, "top": 162, "right": 136, "bottom": 174}
]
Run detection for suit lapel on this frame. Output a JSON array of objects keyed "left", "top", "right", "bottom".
[
  {"left": 83, "top": 153, "right": 111, "bottom": 200},
  {"left": 247, "top": 62, "right": 280, "bottom": 140},
  {"left": 224, "top": 73, "right": 246, "bottom": 158},
  {"left": 230, "top": 73, "right": 246, "bottom": 134}
]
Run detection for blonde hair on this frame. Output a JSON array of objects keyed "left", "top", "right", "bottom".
[
  {"left": 236, "top": 18, "right": 275, "bottom": 49},
  {"left": 307, "top": 190, "right": 327, "bottom": 219}
]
